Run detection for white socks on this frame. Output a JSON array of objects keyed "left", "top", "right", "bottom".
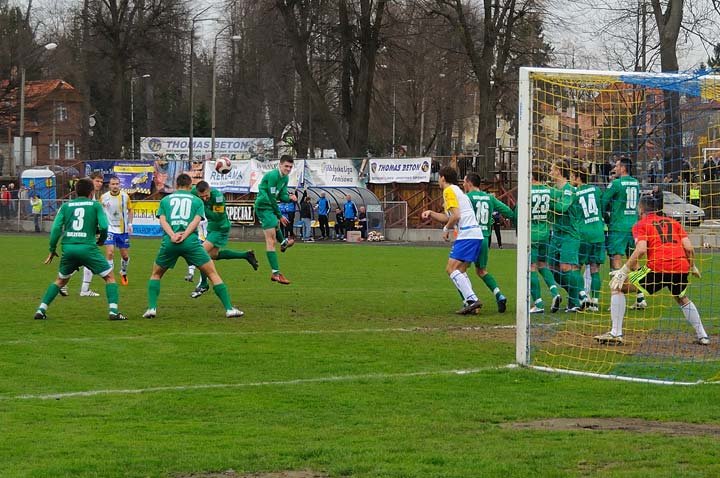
[
  {"left": 610, "top": 293, "right": 626, "bottom": 336},
  {"left": 81, "top": 267, "right": 93, "bottom": 292},
  {"left": 584, "top": 267, "right": 592, "bottom": 296},
  {"left": 187, "top": 265, "right": 196, "bottom": 275},
  {"left": 681, "top": 301, "right": 707, "bottom": 339},
  {"left": 121, "top": 258, "right": 129, "bottom": 274},
  {"left": 449, "top": 270, "right": 478, "bottom": 303}
]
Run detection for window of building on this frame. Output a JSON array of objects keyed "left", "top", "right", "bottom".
[
  {"left": 49, "top": 142, "right": 60, "bottom": 161},
  {"left": 55, "top": 103, "right": 68, "bottom": 122},
  {"left": 65, "top": 140, "right": 75, "bottom": 160}
]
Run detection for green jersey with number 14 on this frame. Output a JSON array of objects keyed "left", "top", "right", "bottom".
[
  {"left": 603, "top": 176, "right": 639, "bottom": 232},
  {"left": 573, "top": 184, "right": 605, "bottom": 244},
  {"left": 530, "top": 184, "right": 552, "bottom": 242},
  {"left": 156, "top": 190, "right": 206, "bottom": 240}
]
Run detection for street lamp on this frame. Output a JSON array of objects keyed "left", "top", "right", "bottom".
[
  {"left": 19, "top": 42, "right": 57, "bottom": 170},
  {"left": 189, "top": 7, "right": 219, "bottom": 162},
  {"left": 130, "top": 74, "right": 150, "bottom": 159},
  {"left": 211, "top": 26, "right": 241, "bottom": 161},
  {"left": 392, "top": 79, "right": 413, "bottom": 158}
]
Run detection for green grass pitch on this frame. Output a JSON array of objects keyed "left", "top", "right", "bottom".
[{"left": 1, "top": 233, "right": 719, "bottom": 477}]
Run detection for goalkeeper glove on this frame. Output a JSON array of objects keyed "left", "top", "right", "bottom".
[
  {"left": 609, "top": 265, "right": 629, "bottom": 290},
  {"left": 691, "top": 265, "right": 702, "bottom": 278}
]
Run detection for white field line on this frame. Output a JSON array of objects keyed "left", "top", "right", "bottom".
[
  {"left": 0, "top": 325, "right": 515, "bottom": 346},
  {"left": 1, "top": 364, "right": 518, "bottom": 401}
]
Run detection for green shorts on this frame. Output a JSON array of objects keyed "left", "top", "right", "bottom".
[
  {"left": 205, "top": 229, "right": 229, "bottom": 248},
  {"left": 474, "top": 239, "right": 490, "bottom": 269},
  {"left": 256, "top": 207, "right": 280, "bottom": 230},
  {"left": 607, "top": 231, "right": 635, "bottom": 257},
  {"left": 551, "top": 234, "right": 580, "bottom": 266},
  {"left": 531, "top": 241, "right": 549, "bottom": 264},
  {"left": 579, "top": 242, "right": 605, "bottom": 265},
  {"left": 154, "top": 238, "right": 212, "bottom": 269},
  {"left": 58, "top": 244, "right": 113, "bottom": 279}
]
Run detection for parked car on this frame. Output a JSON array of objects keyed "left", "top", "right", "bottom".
[{"left": 643, "top": 190, "right": 705, "bottom": 226}]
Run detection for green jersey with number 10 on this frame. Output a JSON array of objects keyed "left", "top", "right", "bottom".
[
  {"left": 530, "top": 184, "right": 552, "bottom": 242},
  {"left": 156, "top": 190, "right": 206, "bottom": 239},
  {"left": 574, "top": 184, "right": 606, "bottom": 243},
  {"left": 603, "top": 176, "right": 639, "bottom": 232}
]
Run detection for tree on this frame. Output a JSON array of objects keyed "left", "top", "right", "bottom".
[{"left": 708, "top": 43, "right": 720, "bottom": 69}]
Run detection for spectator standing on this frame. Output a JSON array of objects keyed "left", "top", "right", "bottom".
[
  {"left": 315, "top": 192, "right": 331, "bottom": 240},
  {"left": 0, "top": 185, "right": 9, "bottom": 220},
  {"left": 689, "top": 183, "right": 701, "bottom": 208},
  {"left": 713, "top": 156, "right": 720, "bottom": 181},
  {"left": 681, "top": 156, "right": 692, "bottom": 184},
  {"left": 357, "top": 206, "right": 368, "bottom": 239},
  {"left": 30, "top": 192, "right": 43, "bottom": 232},
  {"left": 334, "top": 207, "right": 345, "bottom": 240},
  {"left": 299, "top": 194, "right": 314, "bottom": 242},
  {"left": 343, "top": 194, "right": 358, "bottom": 239},
  {"left": 702, "top": 156, "right": 713, "bottom": 181},
  {"left": 18, "top": 185, "right": 29, "bottom": 217},
  {"left": 648, "top": 154, "right": 661, "bottom": 184},
  {"left": 68, "top": 175, "right": 79, "bottom": 198},
  {"left": 488, "top": 210, "right": 503, "bottom": 249},
  {"left": 8, "top": 183, "right": 17, "bottom": 217}
]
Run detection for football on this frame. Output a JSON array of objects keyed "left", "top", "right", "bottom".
[{"left": 215, "top": 157, "right": 232, "bottom": 175}]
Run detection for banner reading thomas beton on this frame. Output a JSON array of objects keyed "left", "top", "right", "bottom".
[{"left": 368, "top": 158, "right": 432, "bottom": 184}]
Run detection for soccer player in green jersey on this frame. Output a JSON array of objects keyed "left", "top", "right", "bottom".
[
  {"left": 254, "top": 155, "right": 297, "bottom": 285},
  {"left": 143, "top": 174, "right": 243, "bottom": 319},
  {"left": 529, "top": 168, "right": 562, "bottom": 313},
  {"left": 463, "top": 172, "right": 514, "bottom": 313},
  {"left": 602, "top": 156, "right": 645, "bottom": 309},
  {"left": 571, "top": 165, "right": 606, "bottom": 311},
  {"left": 34, "top": 178, "right": 127, "bottom": 321},
  {"left": 189, "top": 181, "right": 258, "bottom": 298},
  {"left": 549, "top": 159, "right": 588, "bottom": 312}
]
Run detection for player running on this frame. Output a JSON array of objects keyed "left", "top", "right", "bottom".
[
  {"left": 595, "top": 191, "right": 709, "bottom": 345},
  {"left": 463, "top": 172, "right": 514, "bottom": 313},
  {"left": 571, "top": 165, "right": 606, "bottom": 311},
  {"left": 254, "top": 155, "right": 297, "bottom": 285},
  {"left": 602, "top": 156, "right": 644, "bottom": 309},
  {"left": 34, "top": 178, "right": 127, "bottom": 321},
  {"left": 189, "top": 180, "right": 258, "bottom": 298},
  {"left": 529, "top": 168, "right": 562, "bottom": 314},
  {"left": 421, "top": 166, "right": 484, "bottom": 315},
  {"left": 143, "top": 174, "right": 242, "bottom": 319},
  {"left": 100, "top": 176, "right": 133, "bottom": 286}
]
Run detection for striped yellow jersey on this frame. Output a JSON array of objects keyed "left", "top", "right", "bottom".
[
  {"left": 443, "top": 184, "right": 483, "bottom": 240},
  {"left": 100, "top": 191, "right": 133, "bottom": 234}
]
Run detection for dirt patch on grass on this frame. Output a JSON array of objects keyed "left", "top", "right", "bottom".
[
  {"left": 174, "top": 471, "right": 327, "bottom": 478},
  {"left": 505, "top": 418, "right": 720, "bottom": 436}
]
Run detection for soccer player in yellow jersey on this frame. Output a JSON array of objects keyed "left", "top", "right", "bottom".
[
  {"left": 101, "top": 176, "right": 133, "bottom": 285},
  {"left": 422, "top": 166, "right": 484, "bottom": 315}
]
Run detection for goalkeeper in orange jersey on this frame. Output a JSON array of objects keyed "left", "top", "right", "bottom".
[{"left": 594, "top": 191, "right": 709, "bottom": 346}]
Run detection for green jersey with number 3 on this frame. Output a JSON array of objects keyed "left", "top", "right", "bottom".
[
  {"left": 49, "top": 198, "right": 108, "bottom": 251},
  {"left": 466, "top": 190, "right": 515, "bottom": 235},
  {"left": 157, "top": 190, "right": 206, "bottom": 239},
  {"left": 573, "top": 184, "right": 605, "bottom": 243},
  {"left": 602, "top": 176, "right": 639, "bottom": 232},
  {"left": 530, "top": 184, "right": 553, "bottom": 242}
]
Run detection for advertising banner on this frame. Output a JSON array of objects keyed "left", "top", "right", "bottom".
[
  {"left": 303, "top": 159, "right": 363, "bottom": 187},
  {"left": 113, "top": 162, "right": 154, "bottom": 195},
  {"left": 203, "top": 159, "right": 305, "bottom": 193},
  {"left": 140, "top": 137, "right": 274, "bottom": 161},
  {"left": 225, "top": 201, "right": 256, "bottom": 225},
  {"left": 131, "top": 200, "right": 162, "bottom": 237},
  {"left": 368, "top": 158, "right": 432, "bottom": 184}
]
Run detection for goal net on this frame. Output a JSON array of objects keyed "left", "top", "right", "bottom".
[{"left": 516, "top": 67, "right": 720, "bottom": 384}]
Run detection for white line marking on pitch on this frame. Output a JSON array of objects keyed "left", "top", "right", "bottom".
[
  {"left": 0, "top": 325, "right": 515, "bottom": 345},
  {"left": 1, "top": 365, "right": 518, "bottom": 401}
]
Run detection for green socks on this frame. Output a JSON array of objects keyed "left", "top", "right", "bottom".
[
  {"left": 38, "top": 283, "right": 61, "bottom": 311},
  {"left": 539, "top": 267, "right": 559, "bottom": 296},
  {"left": 276, "top": 227, "right": 285, "bottom": 243},
  {"left": 147, "top": 279, "right": 161, "bottom": 309},
  {"left": 106, "top": 283, "right": 119, "bottom": 314},
  {"left": 481, "top": 273, "right": 502, "bottom": 299},
  {"left": 217, "top": 249, "right": 249, "bottom": 260},
  {"left": 530, "top": 271, "right": 541, "bottom": 302},
  {"left": 267, "top": 251, "right": 280, "bottom": 273},
  {"left": 213, "top": 283, "right": 233, "bottom": 310}
]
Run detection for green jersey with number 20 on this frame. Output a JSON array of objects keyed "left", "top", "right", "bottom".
[
  {"left": 157, "top": 190, "right": 206, "bottom": 240},
  {"left": 603, "top": 176, "right": 640, "bottom": 232}
]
